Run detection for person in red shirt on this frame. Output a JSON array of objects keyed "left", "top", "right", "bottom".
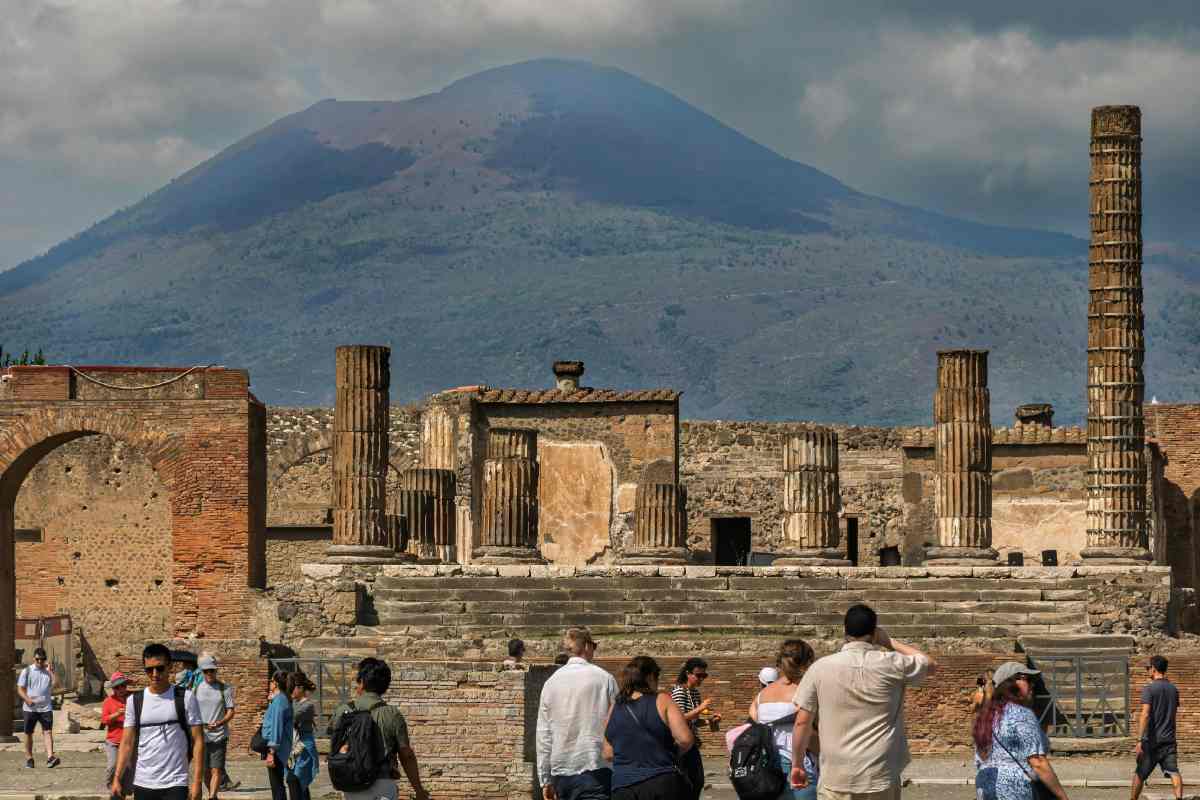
[{"left": 101, "top": 672, "right": 133, "bottom": 794}]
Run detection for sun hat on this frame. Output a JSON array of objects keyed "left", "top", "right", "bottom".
[
  {"left": 197, "top": 654, "right": 219, "bottom": 671},
  {"left": 992, "top": 661, "right": 1040, "bottom": 686},
  {"left": 757, "top": 666, "right": 780, "bottom": 686},
  {"left": 109, "top": 671, "right": 129, "bottom": 688}
]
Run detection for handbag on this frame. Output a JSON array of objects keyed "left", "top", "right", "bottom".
[
  {"left": 991, "top": 726, "right": 1056, "bottom": 800},
  {"left": 249, "top": 724, "right": 269, "bottom": 756},
  {"left": 622, "top": 700, "right": 693, "bottom": 790}
]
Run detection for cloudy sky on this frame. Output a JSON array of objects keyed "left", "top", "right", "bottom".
[{"left": 3, "top": 0, "right": 1199, "bottom": 269}]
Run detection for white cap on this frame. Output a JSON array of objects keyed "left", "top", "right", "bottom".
[
  {"left": 992, "top": 661, "right": 1039, "bottom": 686},
  {"left": 197, "top": 655, "right": 219, "bottom": 671},
  {"left": 758, "top": 666, "right": 780, "bottom": 686}
]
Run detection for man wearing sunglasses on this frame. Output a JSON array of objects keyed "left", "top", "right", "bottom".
[
  {"left": 112, "top": 643, "right": 205, "bottom": 800},
  {"left": 16, "top": 647, "right": 60, "bottom": 769},
  {"left": 1133, "top": 656, "right": 1183, "bottom": 800}
]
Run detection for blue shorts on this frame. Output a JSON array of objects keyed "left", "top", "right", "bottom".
[{"left": 23, "top": 711, "right": 52, "bottom": 734}]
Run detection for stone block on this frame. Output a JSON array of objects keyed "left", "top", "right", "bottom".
[
  {"left": 300, "top": 563, "right": 346, "bottom": 580},
  {"left": 496, "top": 565, "right": 532, "bottom": 578},
  {"left": 463, "top": 566, "right": 501, "bottom": 576},
  {"left": 1042, "top": 589, "right": 1088, "bottom": 601},
  {"left": 685, "top": 566, "right": 718, "bottom": 578},
  {"left": 658, "top": 566, "right": 687, "bottom": 577},
  {"left": 926, "top": 567, "right": 975, "bottom": 577},
  {"left": 978, "top": 590, "right": 1044, "bottom": 602}
]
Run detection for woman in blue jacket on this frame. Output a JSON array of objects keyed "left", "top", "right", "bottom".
[
  {"left": 261, "top": 670, "right": 293, "bottom": 800},
  {"left": 287, "top": 671, "right": 319, "bottom": 800}
]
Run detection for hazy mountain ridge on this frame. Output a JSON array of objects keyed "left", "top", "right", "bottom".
[{"left": 2, "top": 59, "right": 1197, "bottom": 423}]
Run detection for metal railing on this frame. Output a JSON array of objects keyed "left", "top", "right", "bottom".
[
  {"left": 271, "top": 657, "right": 359, "bottom": 736},
  {"left": 1030, "top": 654, "right": 1130, "bottom": 738}
]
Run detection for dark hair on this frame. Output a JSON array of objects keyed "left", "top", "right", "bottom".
[
  {"left": 142, "top": 643, "right": 171, "bottom": 664},
  {"left": 33, "top": 647, "right": 47, "bottom": 660},
  {"left": 676, "top": 657, "right": 708, "bottom": 684},
  {"left": 272, "top": 670, "right": 290, "bottom": 692},
  {"left": 618, "top": 656, "right": 661, "bottom": 702},
  {"left": 972, "top": 677, "right": 1026, "bottom": 754},
  {"left": 508, "top": 639, "right": 526, "bottom": 658},
  {"left": 1150, "top": 655, "right": 1169, "bottom": 674},
  {"left": 357, "top": 657, "right": 392, "bottom": 695},
  {"left": 844, "top": 604, "right": 877, "bottom": 639},
  {"left": 288, "top": 670, "right": 316, "bottom": 694},
  {"left": 554, "top": 653, "right": 569, "bottom": 666},
  {"left": 777, "top": 639, "right": 814, "bottom": 682}
]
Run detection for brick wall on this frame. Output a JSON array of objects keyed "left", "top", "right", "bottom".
[{"left": 1146, "top": 404, "right": 1200, "bottom": 590}]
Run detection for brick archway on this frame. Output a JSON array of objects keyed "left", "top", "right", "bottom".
[{"left": 0, "top": 366, "right": 266, "bottom": 738}]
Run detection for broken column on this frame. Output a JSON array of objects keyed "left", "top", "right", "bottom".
[
  {"left": 553, "top": 360, "right": 585, "bottom": 392},
  {"left": 927, "top": 349, "right": 997, "bottom": 564},
  {"left": 474, "top": 428, "right": 544, "bottom": 563},
  {"left": 398, "top": 467, "right": 456, "bottom": 562},
  {"left": 775, "top": 429, "right": 847, "bottom": 565},
  {"left": 325, "top": 345, "right": 397, "bottom": 563},
  {"left": 394, "top": 488, "right": 433, "bottom": 559},
  {"left": 622, "top": 483, "right": 688, "bottom": 563},
  {"left": 420, "top": 403, "right": 456, "bottom": 471},
  {"left": 1084, "top": 105, "right": 1150, "bottom": 562}
]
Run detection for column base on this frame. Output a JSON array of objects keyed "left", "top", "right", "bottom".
[
  {"left": 924, "top": 546, "right": 998, "bottom": 565},
  {"left": 1079, "top": 546, "right": 1153, "bottom": 564},
  {"left": 324, "top": 544, "right": 406, "bottom": 564},
  {"left": 619, "top": 547, "right": 689, "bottom": 565},
  {"left": 772, "top": 547, "right": 850, "bottom": 566},
  {"left": 472, "top": 546, "right": 546, "bottom": 564}
]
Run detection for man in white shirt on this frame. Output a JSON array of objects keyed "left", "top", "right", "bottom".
[
  {"left": 536, "top": 627, "right": 618, "bottom": 800},
  {"left": 16, "top": 647, "right": 60, "bottom": 769},
  {"left": 112, "top": 642, "right": 205, "bottom": 800},
  {"left": 790, "top": 604, "right": 935, "bottom": 800}
]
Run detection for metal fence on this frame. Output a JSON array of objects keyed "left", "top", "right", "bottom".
[
  {"left": 271, "top": 657, "right": 359, "bottom": 736},
  {"left": 1029, "top": 654, "right": 1130, "bottom": 738}
]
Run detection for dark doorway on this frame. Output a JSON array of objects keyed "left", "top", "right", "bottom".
[
  {"left": 878, "top": 545, "right": 901, "bottom": 567},
  {"left": 712, "top": 518, "right": 752, "bottom": 566},
  {"left": 845, "top": 517, "right": 860, "bottom": 566}
]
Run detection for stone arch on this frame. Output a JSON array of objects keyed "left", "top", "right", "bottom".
[
  {"left": 267, "top": 430, "right": 333, "bottom": 488},
  {"left": 0, "top": 383, "right": 262, "bottom": 738}
]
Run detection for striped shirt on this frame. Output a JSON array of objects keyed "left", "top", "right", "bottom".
[{"left": 671, "top": 685, "right": 703, "bottom": 734}]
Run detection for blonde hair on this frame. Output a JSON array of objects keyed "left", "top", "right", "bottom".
[{"left": 562, "top": 627, "right": 596, "bottom": 656}]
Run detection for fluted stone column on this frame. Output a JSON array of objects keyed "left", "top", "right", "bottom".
[
  {"left": 395, "top": 489, "right": 433, "bottom": 559},
  {"left": 927, "top": 350, "right": 997, "bottom": 564},
  {"left": 775, "top": 430, "right": 848, "bottom": 565},
  {"left": 1085, "top": 105, "right": 1151, "bottom": 562},
  {"left": 420, "top": 404, "right": 456, "bottom": 471},
  {"left": 385, "top": 514, "right": 409, "bottom": 555},
  {"left": 474, "top": 429, "right": 544, "bottom": 563},
  {"left": 622, "top": 483, "right": 688, "bottom": 563},
  {"left": 326, "top": 345, "right": 398, "bottom": 563},
  {"left": 398, "top": 467, "right": 456, "bottom": 562}
]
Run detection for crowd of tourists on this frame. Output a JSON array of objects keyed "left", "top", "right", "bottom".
[{"left": 12, "top": 604, "right": 1184, "bottom": 800}]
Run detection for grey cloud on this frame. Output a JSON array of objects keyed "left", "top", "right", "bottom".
[{"left": 3, "top": 0, "right": 1200, "bottom": 269}]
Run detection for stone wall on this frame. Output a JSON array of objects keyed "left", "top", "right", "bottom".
[
  {"left": 1146, "top": 404, "right": 1200, "bottom": 590},
  {"left": 13, "top": 435, "right": 173, "bottom": 683}
]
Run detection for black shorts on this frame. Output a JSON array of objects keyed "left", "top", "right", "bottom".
[
  {"left": 1136, "top": 743, "right": 1180, "bottom": 781},
  {"left": 22, "top": 711, "right": 52, "bottom": 734}
]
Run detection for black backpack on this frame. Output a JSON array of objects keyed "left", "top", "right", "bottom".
[
  {"left": 132, "top": 688, "right": 194, "bottom": 763},
  {"left": 728, "top": 721, "right": 786, "bottom": 800},
  {"left": 327, "top": 700, "right": 390, "bottom": 791}
]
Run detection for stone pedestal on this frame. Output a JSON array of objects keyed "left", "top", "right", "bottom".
[
  {"left": 928, "top": 350, "right": 997, "bottom": 565},
  {"left": 775, "top": 430, "right": 848, "bottom": 565},
  {"left": 1084, "top": 105, "right": 1150, "bottom": 563},
  {"left": 621, "top": 483, "right": 688, "bottom": 564},
  {"left": 326, "top": 345, "right": 400, "bottom": 564},
  {"left": 475, "top": 429, "right": 544, "bottom": 563}
]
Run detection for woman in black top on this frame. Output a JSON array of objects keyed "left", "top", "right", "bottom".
[{"left": 604, "top": 656, "right": 695, "bottom": 800}]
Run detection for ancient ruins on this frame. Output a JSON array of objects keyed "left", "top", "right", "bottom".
[{"left": 1, "top": 105, "right": 1197, "bottom": 797}]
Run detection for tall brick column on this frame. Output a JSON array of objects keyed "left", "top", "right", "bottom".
[
  {"left": 325, "top": 345, "right": 398, "bottom": 563},
  {"left": 474, "top": 429, "right": 545, "bottom": 563},
  {"left": 398, "top": 467, "right": 456, "bottom": 562},
  {"left": 622, "top": 483, "right": 689, "bottom": 563},
  {"left": 775, "top": 430, "right": 847, "bottom": 565},
  {"left": 1084, "top": 105, "right": 1151, "bottom": 562},
  {"left": 0, "top": 507, "right": 15, "bottom": 740},
  {"left": 927, "top": 350, "right": 998, "bottom": 564}
]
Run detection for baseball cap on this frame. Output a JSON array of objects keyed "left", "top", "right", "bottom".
[
  {"left": 109, "top": 671, "right": 129, "bottom": 688},
  {"left": 198, "top": 655, "right": 219, "bottom": 671},
  {"left": 758, "top": 667, "right": 780, "bottom": 686},
  {"left": 992, "top": 661, "right": 1040, "bottom": 686}
]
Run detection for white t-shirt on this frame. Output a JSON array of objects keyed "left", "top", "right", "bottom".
[
  {"left": 17, "top": 665, "right": 53, "bottom": 713},
  {"left": 124, "top": 686, "right": 202, "bottom": 789}
]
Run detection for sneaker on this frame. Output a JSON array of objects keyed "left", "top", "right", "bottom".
[
  {"left": 221, "top": 778, "right": 241, "bottom": 791},
  {"left": 46, "top": 755, "right": 60, "bottom": 768},
  {"left": 24, "top": 758, "right": 33, "bottom": 768}
]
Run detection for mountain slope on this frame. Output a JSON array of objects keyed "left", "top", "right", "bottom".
[{"left": 1, "top": 59, "right": 1196, "bottom": 423}]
